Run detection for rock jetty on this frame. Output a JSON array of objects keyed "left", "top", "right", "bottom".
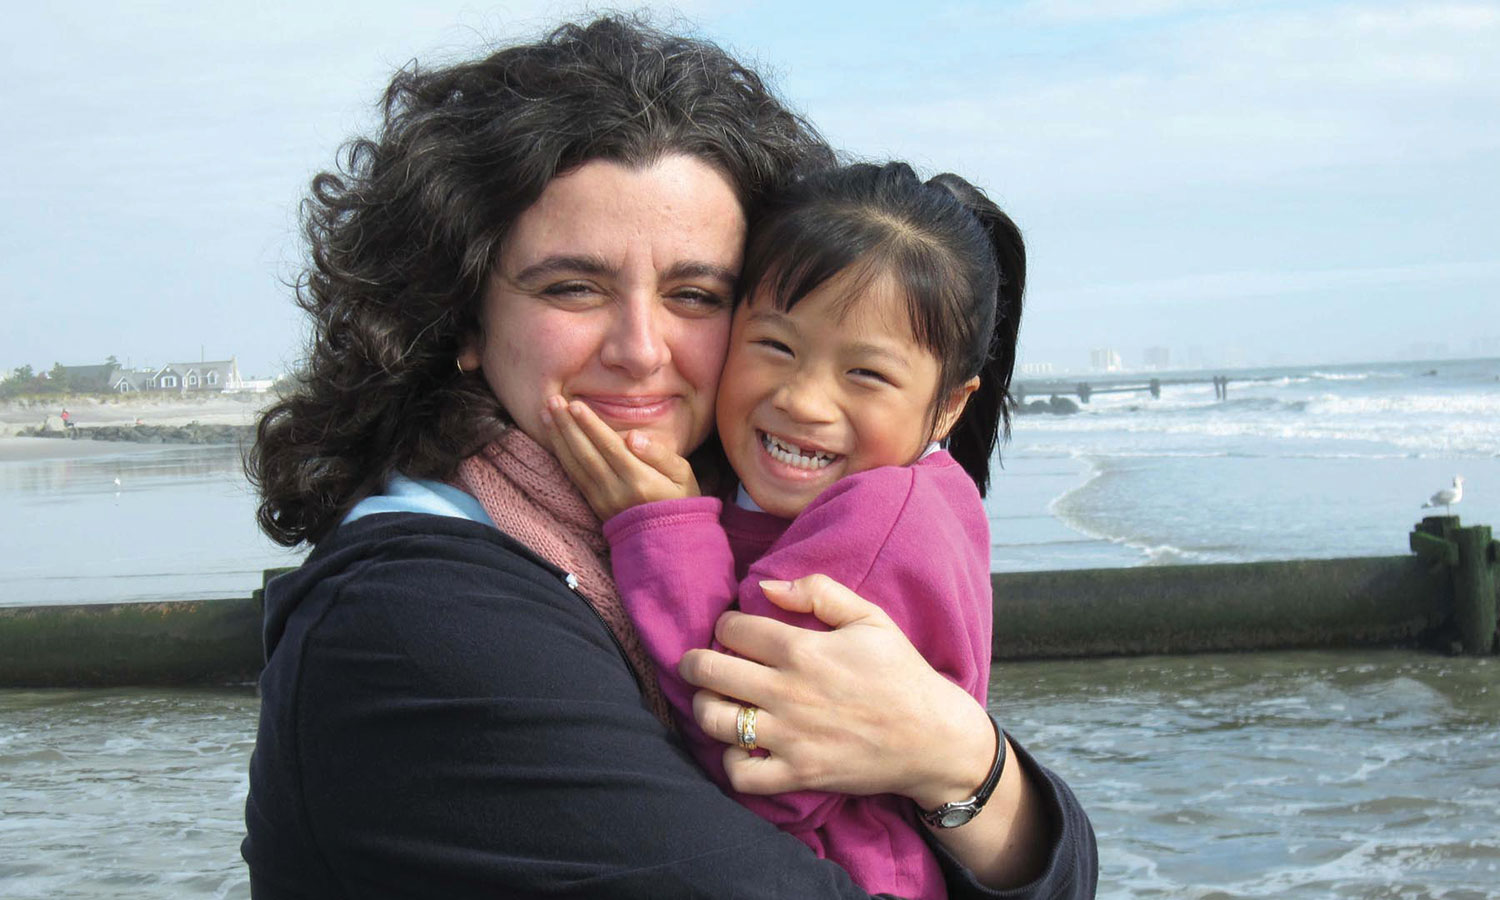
[{"left": 19, "top": 422, "right": 253, "bottom": 445}]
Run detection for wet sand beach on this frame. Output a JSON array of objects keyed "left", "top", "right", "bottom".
[{"left": 0, "top": 437, "right": 192, "bottom": 463}]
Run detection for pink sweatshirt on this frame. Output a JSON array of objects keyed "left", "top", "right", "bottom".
[{"left": 602, "top": 451, "right": 993, "bottom": 900}]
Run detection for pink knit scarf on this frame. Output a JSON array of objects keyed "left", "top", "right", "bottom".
[{"left": 453, "top": 428, "right": 672, "bottom": 727}]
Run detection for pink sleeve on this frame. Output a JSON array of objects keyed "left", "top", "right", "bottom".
[
  {"left": 731, "top": 461, "right": 994, "bottom": 834},
  {"left": 605, "top": 459, "right": 993, "bottom": 885},
  {"left": 603, "top": 497, "right": 741, "bottom": 779}
]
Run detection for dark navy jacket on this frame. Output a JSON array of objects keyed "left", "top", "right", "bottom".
[{"left": 242, "top": 512, "right": 1096, "bottom": 898}]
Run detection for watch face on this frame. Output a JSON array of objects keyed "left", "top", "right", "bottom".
[{"left": 940, "top": 807, "right": 976, "bottom": 828}]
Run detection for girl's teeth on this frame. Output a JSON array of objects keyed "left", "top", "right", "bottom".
[{"left": 761, "top": 433, "right": 836, "bottom": 470}]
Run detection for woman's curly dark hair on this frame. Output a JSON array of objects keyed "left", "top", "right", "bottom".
[{"left": 248, "top": 14, "right": 833, "bottom": 546}]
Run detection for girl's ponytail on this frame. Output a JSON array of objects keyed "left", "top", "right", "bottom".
[{"left": 926, "top": 174, "right": 1025, "bottom": 497}]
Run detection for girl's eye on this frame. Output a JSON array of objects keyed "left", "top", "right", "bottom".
[
  {"left": 753, "top": 338, "right": 793, "bottom": 356},
  {"left": 850, "top": 368, "right": 893, "bottom": 385}
]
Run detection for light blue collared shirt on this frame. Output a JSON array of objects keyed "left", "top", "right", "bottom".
[{"left": 343, "top": 473, "right": 494, "bottom": 527}]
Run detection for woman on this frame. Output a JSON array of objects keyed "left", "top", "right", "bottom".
[{"left": 243, "top": 16, "right": 1096, "bottom": 899}]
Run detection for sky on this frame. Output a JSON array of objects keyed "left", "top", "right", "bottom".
[{"left": 2, "top": 0, "right": 1496, "bottom": 377}]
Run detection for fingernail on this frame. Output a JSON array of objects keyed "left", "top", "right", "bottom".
[
  {"left": 628, "top": 432, "right": 649, "bottom": 450},
  {"left": 758, "top": 579, "right": 792, "bottom": 593},
  {"left": 547, "top": 395, "right": 566, "bottom": 412},
  {"left": 540, "top": 407, "right": 554, "bottom": 427}
]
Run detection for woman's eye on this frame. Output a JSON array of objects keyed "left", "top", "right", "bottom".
[
  {"left": 671, "top": 289, "right": 729, "bottom": 314},
  {"left": 539, "top": 282, "right": 597, "bottom": 300}
]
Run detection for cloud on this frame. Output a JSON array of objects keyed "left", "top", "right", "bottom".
[
  {"left": 1040, "top": 260, "right": 1500, "bottom": 309},
  {"left": 3, "top": 1, "right": 1497, "bottom": 373},
  {"left": 810, "top": 0, "right": 1500, "bottom": 201},
  {"left": 1011, "top": 0, "right": 1243, "bottom": 23}
]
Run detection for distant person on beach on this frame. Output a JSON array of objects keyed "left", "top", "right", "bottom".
[
  {"left": 242, "top": 16, "right": 1095, "bottom": 899},
  {"left": 543, "top": 161, "right": 1024, "bottom": 899}
]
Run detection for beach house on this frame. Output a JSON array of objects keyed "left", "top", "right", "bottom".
[{"left": 58, "top": 359, "right": 246, "bottom": 394}]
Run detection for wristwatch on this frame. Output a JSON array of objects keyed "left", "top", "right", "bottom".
[{"left": 918, "top": 711, "right": 1007, "bottom": 829}]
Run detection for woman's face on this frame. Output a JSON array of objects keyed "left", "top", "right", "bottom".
[{"left": 462, "top": 155, "right": 744, "bottom": 458}]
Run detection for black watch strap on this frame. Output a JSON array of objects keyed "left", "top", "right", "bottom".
[{"left": 918, "top": 711, "right": 1007, "bottom": 829}]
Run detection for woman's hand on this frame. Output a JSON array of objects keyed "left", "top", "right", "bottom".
[
  {"left": 677, "top": 575, "right": 1050, "bottom": 889},
  {"left": 541, "top": 395, "right": 699, "bottom": 521},
  {"left": 677, "top": 574, "right": 992, "bottom": 807}
]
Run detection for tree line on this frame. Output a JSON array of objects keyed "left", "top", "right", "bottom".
[{"left": 0, "top": 357, "right": 120, "bottom": 400}]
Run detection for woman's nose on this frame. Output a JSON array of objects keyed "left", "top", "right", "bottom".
[{"left": 599, "top": 296, "right": 670, "bottom": 377}]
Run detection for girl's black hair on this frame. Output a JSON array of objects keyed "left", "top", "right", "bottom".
[{"left": 738, "top": 162, "right": 1024, "bottom": 496}]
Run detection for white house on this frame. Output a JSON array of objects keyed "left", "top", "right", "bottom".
[{"left": 104, "top": 358, "right": 244, "bottom": 394}]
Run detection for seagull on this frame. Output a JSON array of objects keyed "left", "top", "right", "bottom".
[{"left": 1421, "top": 475, "right": 1464, "bottom": 514}]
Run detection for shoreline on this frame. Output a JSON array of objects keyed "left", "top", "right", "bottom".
[
  {"left": 0, "top": 395, "right": 270, "bottom": 436},
  {"left": 0, "top": 436, "right": 222, "bottom": 463}
]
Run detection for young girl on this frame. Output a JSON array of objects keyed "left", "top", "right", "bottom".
[{"left": 543, "top": 161, "right": 1023, "bottom": 900}]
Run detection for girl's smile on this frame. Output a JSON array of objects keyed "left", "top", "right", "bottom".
[{"left": 759, "top": 430, "right": 841, "bottom": 470}]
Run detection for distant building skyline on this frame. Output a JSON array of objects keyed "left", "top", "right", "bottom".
[
  {"left": 1015, "top": 339, "right": 1500, "bottom": 377},
  {"left": 1090, "top": 348, "right": 1124, "bottom": 373},
  {"left": 10, "top": 340, "right": 1500, "bottom": 387}
]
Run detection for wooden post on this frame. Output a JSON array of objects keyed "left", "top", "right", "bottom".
[
  {"left": 1411, "top": 517, "right": 1497, "bottom": 655},
  {"left": 1452, "top": 524, "right": 1497, "bottom": 654}
]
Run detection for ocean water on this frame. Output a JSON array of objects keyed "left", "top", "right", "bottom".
[
  {"left": 1, "top": 357, "right": 1498, "bottom": 898},
  {"left": 1006, "top": 650, "right": 1500, "bottom": 899},
  {"left": 2, "top": 652, "right": 1493, "bottom": 899},
  {"left": 0, "top": 688, "right": 255, "bottom": 900},
  {"left": 0, "top": 445, "right": 301, "bottom": 608},
  {"left": 990, "top": 357, "right": 1500, "bottom": 571}
]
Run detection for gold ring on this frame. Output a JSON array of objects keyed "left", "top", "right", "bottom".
[{"left": 735, "top": 704, "right": 759, "bottom": 751}]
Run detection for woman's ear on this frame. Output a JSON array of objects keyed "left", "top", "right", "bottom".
[
  {"left": 932, "top": 377, "right": 980, "bottom": 442},
  {"left": 456, "top": 341, "right": 482, "bottom": 373}
]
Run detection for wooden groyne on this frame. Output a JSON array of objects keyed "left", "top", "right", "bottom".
[
  {"left": 993, "top": 518, "right": 1495, "bottom": 658},
  {"left": 0, "top": 518, "right": 1494, "bottom": 686},
  {"left": 0, "top": 595, "right": 264, "bottom": 686},
  {"left": 998, "top": 553, "right": 1440, "bottom": 658}
]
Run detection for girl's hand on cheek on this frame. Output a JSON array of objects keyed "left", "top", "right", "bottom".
[{"left": 542, "top": 396, "right": 699, "bottom": 521}]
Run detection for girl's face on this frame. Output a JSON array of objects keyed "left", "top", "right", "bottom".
[
  {"left": 462, "top": 155, "right": 743, "bottom": 459},
  {"left": 715, "top": 267, "right": 974, "bottom": 518}
]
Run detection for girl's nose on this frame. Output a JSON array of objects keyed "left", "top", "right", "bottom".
[
  {"left": 772, "top": 371, "right": 837, "bottom": 423},
  {"left": 599, "top": 295, "right": 670, "bottom": 377}
]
